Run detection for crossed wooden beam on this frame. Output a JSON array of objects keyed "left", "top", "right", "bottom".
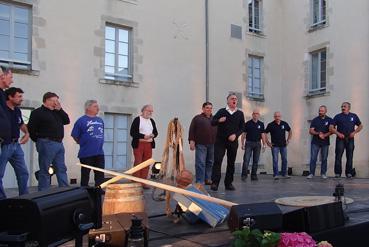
[{"left": 77, "top": 159, "right": 237, "bottom": 208}]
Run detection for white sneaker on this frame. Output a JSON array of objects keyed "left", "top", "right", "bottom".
[
  {"left": 321, "top": 174, "right": 327, "bottom": 179},
  {"left": 307, "top": 174, "right": 313, "bottom": 179}
]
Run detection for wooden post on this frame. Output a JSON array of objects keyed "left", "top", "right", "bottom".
[
  {"left": 77, "top": 163, "right": 237, "bottom": 208},
  {"left": 99, "top": 158, "right": 155, "bottom": 189}
]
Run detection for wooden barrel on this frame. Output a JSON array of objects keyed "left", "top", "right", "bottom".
[{"left": 102, "top": 183, "right": 145, "bottom": 215}]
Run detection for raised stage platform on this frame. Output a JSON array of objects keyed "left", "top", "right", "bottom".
[{"left": 5, "top": 174, "right": 369, "bottom": 246}]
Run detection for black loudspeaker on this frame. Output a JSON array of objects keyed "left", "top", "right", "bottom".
[
  {"left": 283, "top": 201, "right": 345, "bottom": 233},
  {"left": 228, "top": 202, "right": 283, "bottom": 232}
]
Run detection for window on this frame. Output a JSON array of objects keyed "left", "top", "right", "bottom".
[
  {"left": 248, "top": 55, "right": 263, "bottom": 99},
  {"left": 105, "top": 25, "right": 132, "bottom": 81},
  {"left": 248, "top": 0, "right": 262, "bottom": 33},
  {"left": 104, "top": 113, "right": 130, "bottom": 171},
  {"left": 311, "top": 0, "right": 326, "bottom": 27},
  {"left": 0, "top": 2, "right": 31, "bottom": 69},
  {"left": 310, "top": 49, "right": 326, "bottom": 94}
]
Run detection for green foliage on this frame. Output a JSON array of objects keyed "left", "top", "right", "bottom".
[{"left": 232, "top": 227, "right": 281, "bottom": 247}]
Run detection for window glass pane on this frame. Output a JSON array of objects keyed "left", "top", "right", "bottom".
[
  {"left": 105, "top": 65, "right": 114, "bottom": 74},
  {"left": 14, "top": 7, "right": 28, "bottom": 23},
  {"left": 117, "top": 129, "right": 127, "bottom": 140},
  {"left": 118, "top": 29, "right": 129, "bottom": 43},
  {"left": 14, "top": 37, "right": 28, "bottom": 53},
  {"left": 115, "top": 155, "right": 127, "bottom": 170},
  {"left": 0, "top": 35, "right": 9, "bottom": 51},
  {"left": 248, "top": 2, "right": 253, "bottom": 28},
  {"left": 14, "top": 22, "right": 28, "bottom": 38},
  {"left": 117, "top": 68, "right": 128, "bottom": 76},
  {"left": 0, "top": 4, "right": 10, "bottom": 19},
  {"left": 0, "top": 20, "right": 10, "bottom": 35},
  {"left": 254, "top": 57, "right": 260, "bottom": 68},
  {"left": 105, "top": 39, "right": 115, "bottom": 53},
  {"left": 104, "top": 129, "right": 114, "bottom": 142},
  {"left": 105, "top": 155, "right": 113, "bottom": 169},
  {"left": 115, "top": 115, "right": 128, "bottom": 128},
  {"left": 311, "top": 53, "right": 319, "bottom": 89},
  {"left": 14, "top": 52, "right": 28, "bottom": 61},
  {"left": 105, "top": 26, "right": 115, "bottom": 40},
  {"left": 322, "top": 0, "right": 326, "bottom": 20},
  {"left": 104, "top": 114, "right": 114, "bottom": 128},
  {"left": 118, "top": 42, "right": 128, "bottom": 55},
  {"left": 105, "top": 53, "right": 115, "bottom": 66},
  {"left": 118, "top": 55, "right": 128, "bottom": 68},
  {"left": 104, "top": 142, "right": 113, "bottom": 155},
  {"left": 313, "top": 0, "right": 319, "bottom": 23},
  {"left": 115, "top": 143, "right": 127, "bottom": 155},
  {"left": 0, "top": 50, "right": 9, "bottom": 59},
  {"left": 254, "top": 1, "right": 260, "bottom": 29}
]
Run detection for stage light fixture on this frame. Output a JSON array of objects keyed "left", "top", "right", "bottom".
[{"left": 150, "top": 162, "right": 162, "bottom": 179}]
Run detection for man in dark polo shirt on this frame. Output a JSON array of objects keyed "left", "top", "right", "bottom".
[
  {"left": 28, "top": 92, "right": 70, "bottom": 191},
  {"left": 188, "top": 102, "right": 217, "bottom": 186},
  {"left": 0, "top": 66, "right": 13, "bottom": 153},
  {"left": 241, "top": 109, "right": 266, "bottom": 181},
  {"left": 0, "top": 87, "right": 30, "bottom": 199},
  {"left": 265, "top": 111, "right": 292, "bottom": 180},
  {"left": 307, "top": 105, "right": 333, "bottom": 179},
  {"left": 210, "top": 93, "right": 245, "bottom": 191},
  {"left": 329, "top": 102, "right": 363, "bottom": 178}
]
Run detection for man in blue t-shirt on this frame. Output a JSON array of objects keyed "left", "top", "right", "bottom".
[
  {"left": 329, "top": 102, "right": 363, "bottom": 178},
  {"left": 71, "top": 100, "right": 105, "bottom": 186},
  {"left": 307, "top": 105, "right": 333, "bottom": 179}
]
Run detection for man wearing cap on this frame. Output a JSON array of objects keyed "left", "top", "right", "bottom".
[
  {"left": 329, "top": 102, "right": 363, "bottom": 178},
  {"left": 0, "top": 87, "right": 29, "bottom": 199},
  {"left": 210, "top": 93, "right": 245, "bottom": 191},
  {"left": 28, "top": 92, "right": 70, "bottom": 191}
]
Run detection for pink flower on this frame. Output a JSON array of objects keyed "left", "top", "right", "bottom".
[{"left": 278, "top": 232, "right": 316, "bottom": 247}]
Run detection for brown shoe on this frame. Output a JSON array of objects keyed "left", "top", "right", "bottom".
[{"left": 205, "top": 179, "right": 212, "bottom": 185}]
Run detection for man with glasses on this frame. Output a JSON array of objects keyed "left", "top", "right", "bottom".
[
  {"left": 330, "top": 102, "right": 363, "bottom": 178},
  {"left": 241, "top": 109, "right": 266, "bottom": 181},
  {"left": 210, "top": 93, "right": 244, "bottom": 191},
  {"left": 265, "top": 112, "right": 292, "bottom": 180}
]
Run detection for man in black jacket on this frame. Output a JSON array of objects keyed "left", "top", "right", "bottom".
[
  {"left": 28, "top": 92, "right": 70, "bottom": 191},
  {"left": 211, "top": 93, "right": 245, "bottom": 191}
]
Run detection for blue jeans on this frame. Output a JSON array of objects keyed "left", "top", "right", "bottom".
[
  {"left": 271, "top": 146, "right": 287, "bottom": 176},
  {"left": 0, "top": 143, "right": 29, "bottom": 199},
  {"left": 195, "top": 144, "right": 214, "bottom": 184},
  {"left": 309, "top": 143, "right": 329, "bottom": 175},
  {"left": 242, "top": 141, "right": 261, "bottom": 177},
  {"left": 36, "top": 139, "right": 69, "bottom": 191},
  {"left": 334, "top": 138, "right": 354, "bottom": 176}
]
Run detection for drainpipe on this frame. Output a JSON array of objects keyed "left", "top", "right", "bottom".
[{"left": 205, "top": 0, "right": 209, "bottom": 101}]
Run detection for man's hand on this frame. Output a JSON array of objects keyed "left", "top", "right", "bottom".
[
  {"left": 19, "top": 133, "right": 29, "bottom": 144},
  {"left": 55, "top": 99, "right": 62, "bottom": 110},
  {"left": 228, "top": 134, "right": 236, "bottom": 142},
  {"left": 219, "top": 116, "right": 226, "bottom": 123},
  {"left": 318, "top": 132, "right": 325, "bottom": 140},
  {"left": 349, "top": 132, "right": 356, "bottom": 138},
  {"left": 336, "top": 132, "right": 345, "bottom": 139},
  {"left": 189, "top": 141, "right": 195, "bottom": 151}
]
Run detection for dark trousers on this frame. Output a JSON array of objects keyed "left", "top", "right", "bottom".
[
  {"left": 211, "top": 139, "right": 238, "bottom": 186},
  {"left": 242, "top": 141, "right": 261, "bottom": 177},
  {"left": 334, "top": 138, "right": 354, "bottom": 176},
  {"left": 80, "top": 155, "right": 105, "bottom": 187}
]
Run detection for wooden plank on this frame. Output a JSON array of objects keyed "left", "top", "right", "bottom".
[
  {"left": 99, "top": 158, "right": 155, "bottom": 189},
  {"left": 77, "top": 163, "right": 237, "bottom": 208}
]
